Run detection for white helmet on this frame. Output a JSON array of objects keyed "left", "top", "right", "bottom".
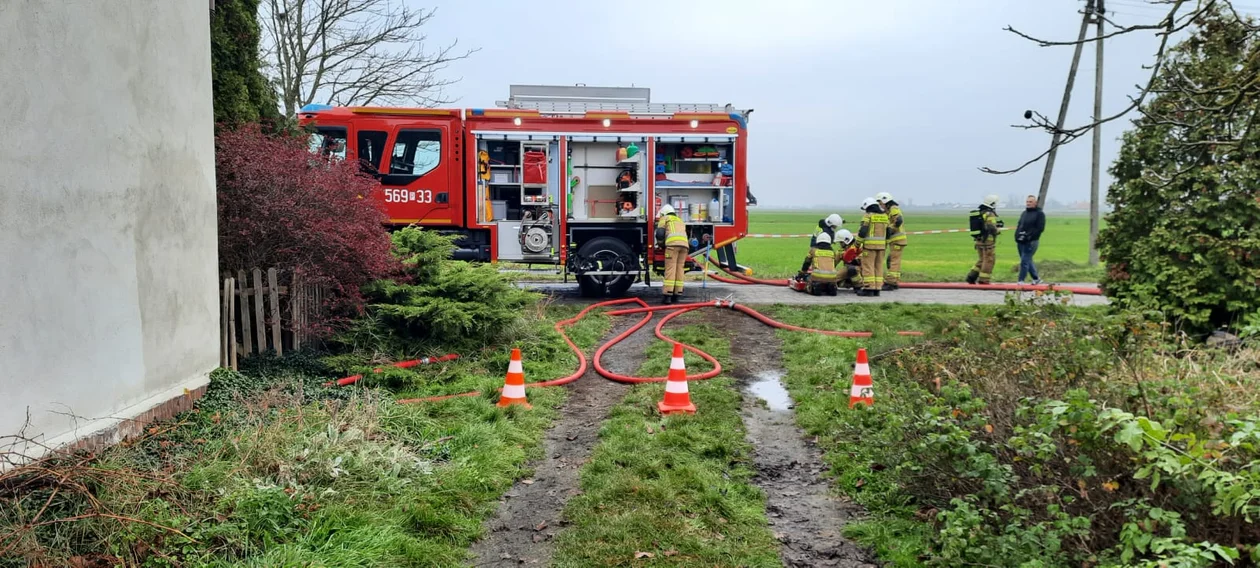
[
  {"left": 824, "top": 213, "right": 843, "bottom": 228},
  {"left": 982, "top": 194, "right": 1000, "bottom": 208},
  {"left": 836, "top": 229, "right": 854, "bottom": 245},
  {"left": 659, "top": 204, "right": 675, "bottom": 216},
  {"left": 860, "top": 197, "right": 879, "bottom": 211},
  {"left": 875, "top": 192, "right": 894, "bottom": 203},
  {"left": 815, "top": 232, "right": 832, "bottom": 245}
]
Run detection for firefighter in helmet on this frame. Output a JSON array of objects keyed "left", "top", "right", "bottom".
[
  {"left": 856, "top": 197, "right": 888, "bottom": 296},
  {"left": 835, "top": 229, "right": 862, "bottom": 289},
  {"left": 655, "top": 204, "right": 690, "bottom": 304},
  {"left": 797, "top": 231, "right": 840, "bottom": 296},
  {"left": 966, "top": 194, "right": 1005, "bottom": 285},
  {"left": 876, "top": 192, "right": 906, "bottom": 290},
  {"left": 810, "top": 213, "right": 843, "bottom": 247}
]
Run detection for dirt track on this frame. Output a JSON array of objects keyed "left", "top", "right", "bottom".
[
  {"left": 468, "top": 305, "right": 884, "bottom": 567},
  {"left": 466, "top": 319, "right": 645, "bottom": 567},
  {"left": 520, "top": 281, "right": 1108, "bottom": 307},
  {"left": 718, "top": 310, "right": 879, "bottom": 568}
]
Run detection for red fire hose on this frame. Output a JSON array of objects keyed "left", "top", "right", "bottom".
[
  {"left": 593, "top": 305, "right": 723, "bottom": 383},
  {"left": 384, "top": 299, "right": 884, "bottom": 403},
  {"left": 605, "top": 300, "right": 873, "bottom": 338},
  {"left": 704, "top": 271, "right": 753, "bottom": 285},
  {"left": 326, "top": 353, "right": 461, "bottom": 387},
  {"left": 396, "top": 298, "right": 650, "bottom": 404},
  {"left": 376, "top": 251, "right": 1104, "bottom": 405}
]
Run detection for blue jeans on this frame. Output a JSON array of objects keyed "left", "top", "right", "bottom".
[{"left": 1017, "top": 240, "right": 1040, "bottom": 282}]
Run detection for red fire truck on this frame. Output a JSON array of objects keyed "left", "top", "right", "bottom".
[{"left": 298, "top": 85, "right": 754, "bottom": 297}]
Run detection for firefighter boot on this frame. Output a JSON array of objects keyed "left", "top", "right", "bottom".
[
  {"left": 882, "top": 283, "right": 899, "bottom": 291},
  {"left": 965, "top": 271, "right": 979, "bottom": 285},
  {"left": 661, "top": 293, "right": 674, "bottom": 305}
]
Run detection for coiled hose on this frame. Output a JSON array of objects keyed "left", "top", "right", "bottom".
[{"left": 371, "top": 299, "right": 879, "bottom": 404}]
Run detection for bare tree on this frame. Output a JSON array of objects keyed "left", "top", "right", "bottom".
[
  {"left": 259, "top": 0, "right": 477, "bottom": 118},
  {"left": 979, "top": 0, "right": 1227, "bottom": 176}
]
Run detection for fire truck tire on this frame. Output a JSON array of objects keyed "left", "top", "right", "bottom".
[{"left": 576, "top": 236, "right": 636, "bottom": 298}]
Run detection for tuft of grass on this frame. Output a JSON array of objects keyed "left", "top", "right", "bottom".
[{"left": 552, "top": 322, "right": 780, "bottom": 568}]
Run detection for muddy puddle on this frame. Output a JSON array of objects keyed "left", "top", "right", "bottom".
[{"left": 745, "top": 371, "right": 794, "bottom": 411}]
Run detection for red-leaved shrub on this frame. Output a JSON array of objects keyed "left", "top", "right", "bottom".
[{"left": 216, "top": 125, "right": 396, "bottom": 332}]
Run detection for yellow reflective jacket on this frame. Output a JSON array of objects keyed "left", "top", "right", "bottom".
[
  {"left": 657, "top": 214, "right": 688, "bottom": 247},
  {"left": 857, "top": 212, "right": 889, "bottom": 251},
  {"left": 887, "top": 204, "right": 907, "bottom": 246},
  {"left": 976, "top": 210, "right": 999, "bottom": 246},
  {"left": 806, "top": 246, "right": 838, "bottom": 282}
]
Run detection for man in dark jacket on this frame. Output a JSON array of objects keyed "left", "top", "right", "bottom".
[{"left": 1015, "top": 195, "right": 1046, "bottom": 284}]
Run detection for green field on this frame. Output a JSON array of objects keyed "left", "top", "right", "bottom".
[{"left": 736, "top": 209, "right": 1104, "bottom": 283}]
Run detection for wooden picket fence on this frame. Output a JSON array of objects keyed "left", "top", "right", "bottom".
[{"left": 219, "top": 268, "right": 325, "bottom": 370}]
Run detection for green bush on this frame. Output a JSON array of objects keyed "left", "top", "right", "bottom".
[
  {"left": 830, "top": 298, "right": 1260, "bottom": 566},
  {"left": 1098, "top": 8, "right": 1260, "bottom": 335},
  {"left": 336, "top": 227, "right": 541, "bottom": 355}
]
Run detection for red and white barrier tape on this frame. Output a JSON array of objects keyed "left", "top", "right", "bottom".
[{"left": 745, "top": 227, "right": 1009, "bottom": 238}]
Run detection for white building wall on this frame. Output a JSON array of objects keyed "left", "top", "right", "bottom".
[{"left": 0, "top": 1, "right": 219, "bottom": 457}]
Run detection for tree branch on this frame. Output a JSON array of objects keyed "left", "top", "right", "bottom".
[
  {"left": 979, "top": 0, "right": 1197, "bottom": 175},
  {"left": 260, "top": 0, "right": 475, "bottom": 117}
]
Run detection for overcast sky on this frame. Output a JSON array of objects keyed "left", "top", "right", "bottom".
[{"left": 405, "top": 0, "right": 1189, "bottom": 208}]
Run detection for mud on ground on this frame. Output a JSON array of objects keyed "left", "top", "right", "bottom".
[
  {"left": 466, "top": 318, "right": 651, "bottom": 567},
  {"left": 712, "top": 310, "right": 880, "bottom": 568}
]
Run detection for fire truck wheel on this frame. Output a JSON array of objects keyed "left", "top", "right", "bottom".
[{"left": 577, "top": 236, "right": 636, "bottom": 298}]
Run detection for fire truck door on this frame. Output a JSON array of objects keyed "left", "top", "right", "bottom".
[{"left": 379, "top": 126, "right": 454, "bottom": 225}]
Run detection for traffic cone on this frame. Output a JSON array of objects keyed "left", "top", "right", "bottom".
[
  {"left": 848, "top": 348, "right": 874, "bottom": 408},
  {"left": 497, "top": 348, "right": 531, "bottom": 409},
  {"left": 657, "top": 343, "right": 696, "bottom": 415}
]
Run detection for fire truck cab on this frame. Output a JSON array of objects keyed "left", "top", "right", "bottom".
[{"left": 298, "top": 85, "right": 753, "bottom": 297}]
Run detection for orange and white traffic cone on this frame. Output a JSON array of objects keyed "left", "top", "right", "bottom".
[
  {"left": 657, "top": 343, "right": 696, "bottom": 415},
  {"left": 848, "top": 348, "right": 874, "bottom": 408},
  {"left": 497, "top": 348, "right": 531, "bottom": 409}
]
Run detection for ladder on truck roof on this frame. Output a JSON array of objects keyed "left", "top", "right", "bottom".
[{"left": 495, "top": 84, "right": 751, "bottom": 120}]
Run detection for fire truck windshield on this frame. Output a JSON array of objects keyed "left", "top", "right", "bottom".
[
  {"left": 307, "top": 128, "right": 347, "bottom": 160},
  {"left": 388, "top": 129, "right": 441, "bottom": 179}
]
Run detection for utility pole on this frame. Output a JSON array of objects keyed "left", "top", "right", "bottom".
[
  {"left": 1036, "top": 0, "right": 1095, "bottom": 209},
  {"left": 1089, "top": 0, "right": 1105, "bottom": 266}
]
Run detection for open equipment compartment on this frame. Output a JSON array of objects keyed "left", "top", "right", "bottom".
[
  {"left": 652, "top": 137, "right": 736, "bottom": 228},
  {"left": 475, "top": 133, "right": 561, "bottom": 262},
  {"left": 566, "top": 136, "right": 646, "bottom": 222}
]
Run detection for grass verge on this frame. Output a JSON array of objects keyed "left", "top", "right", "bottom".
[
  {"left": 766, "top": 302, "right": 984, "bottom": 566},
  {"left": 769, "top": 298, "right": 1260, "bottom": 566},
  {"left": 552, "top": 320, "right": 780, "bottom": 568},
  {"left": 0, "top": 306, "right": 609, "bottom": 568}
]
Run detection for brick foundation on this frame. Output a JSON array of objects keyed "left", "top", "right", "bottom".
[{"left": 62, "top": 384, "right": 208, "bottom": 455}]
